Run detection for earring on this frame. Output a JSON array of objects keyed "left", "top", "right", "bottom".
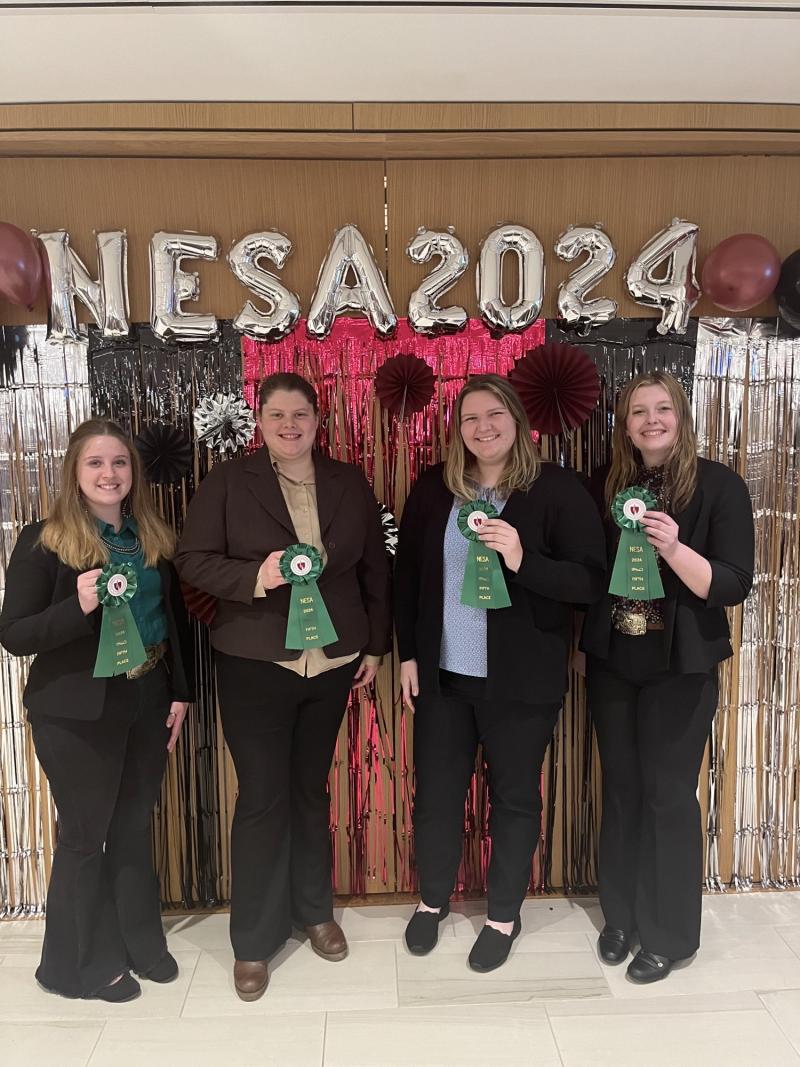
[{"left": 122, "top": 495, "right": 132, "bottom": 518}]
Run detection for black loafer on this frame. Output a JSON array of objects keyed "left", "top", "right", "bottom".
[
  {"left": 138, "top": 951, "right": 179, "bottom": 983},
  {"left": 627, "top": 949, "right": 673, "bottom": 984},
  {"left": 468, "top": 916, "right": 522, "bottom": 973},
  {"left": 598, "top": 925, "right": 631, "bottom": 964},
  {"left": 405, "top": 904, "right": 450, "bottom": 955}
]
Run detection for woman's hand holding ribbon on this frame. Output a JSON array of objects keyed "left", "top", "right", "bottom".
[
  {"left": 258, "top": 550, "right": 288, "bottom": 591},
  {"left": 77, "top": 569, "right": 103, "bottom": 614},
  {"left": 477, "top": 519, "right": 523, "bottom": 573},
  {"left": 640, "top": 511, "right": 680, "bottom": 561}
]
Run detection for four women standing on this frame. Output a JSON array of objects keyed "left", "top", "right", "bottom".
[{"left": 1, "top": 366, "right": 756, "bottom": 998}]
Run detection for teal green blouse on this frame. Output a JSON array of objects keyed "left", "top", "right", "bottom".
[{"left": 98, "top": 517, "right": 169, "bottom": 647}]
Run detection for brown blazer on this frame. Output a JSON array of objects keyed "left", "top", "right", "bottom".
[{"left": 174, "top": 448, "right": 392, "bottom": 663}]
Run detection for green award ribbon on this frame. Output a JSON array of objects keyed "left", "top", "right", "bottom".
[
  {"left": 457, "top": 500, "right": 512, "bottom": 610},
  {"left": 93, "top": 562, "right": 148, "bottom": 677},
  {"left": 609, "top": 486, "right": 665, "bottom": 600},
  {"left": 279, "top": 544, "right": 339, "bottom": 650}
]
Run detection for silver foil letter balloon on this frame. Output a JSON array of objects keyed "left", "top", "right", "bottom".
[
  {"left": 476, "top": 223, "right": 544, "bottom": 334},
  {"left": 554, "top": 225, "right": 617, "bottom": 330},
  {"left": 306, "top": 224, "right": 397, "bottom": 340},
  {"left": 37, "top": 229, "right": 129, "bottom": 342},
  {"left": 406, "top": 227, "right": 468, "bottom": 335},
  {"left": 149, "top": 231, "right": 219, "bottom": 342},
  {"left": 228, "top": 231, "right": 301, "bottom": 342},
  {"left": 625, "top": 219, "right": 701, "bottom": 335}
]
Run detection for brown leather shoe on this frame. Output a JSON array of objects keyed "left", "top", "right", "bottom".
[
  {"left": 233, "top": 959, "right": 269, "bottom": 1001},
  {"left": 305, "top": 920, "right": 348, "bottom": 962}
]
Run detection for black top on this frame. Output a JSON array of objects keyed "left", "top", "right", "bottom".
[
  {"left": 0, "top": 522, "right": 195, "bottom": 722},
  {"left": 394, "top": 462, "right": 607, "bottom": 704},
  {"left": 580, "top": 457, "right": 754, "bottom": 674}
]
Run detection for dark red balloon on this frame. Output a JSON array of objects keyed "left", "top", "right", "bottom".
[
  {"left": 701, "top": 233, "right": 781, "bottom": 313},
  {"left": 0, "top": 222, "right": 43, "bottom": 309}
]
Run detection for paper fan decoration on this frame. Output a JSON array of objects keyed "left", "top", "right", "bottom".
[
  {"left": 181, "top": 581, "right": 217, "bottom": 626},
  {"left": 134, "top": 423, "right": 192, "bottom": 485},
  {"left": 374, "top": 354, "right": 435, "bottom": 417},
  {"left": 193, "top": 392, "right": 256, "bottom": 454},
  {"left": 378, "top": 502, "right": 399, "bottom": 557},
  {"left": 509, "top": 342, "right": 600, "bottom": 435}
]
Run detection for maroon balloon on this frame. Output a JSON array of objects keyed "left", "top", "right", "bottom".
[
  {"left": 701, "top": 233, "right": 781, "bottom": 313},
  {"left": 0, "top": 222, "right": 43, "bottom": 309}
]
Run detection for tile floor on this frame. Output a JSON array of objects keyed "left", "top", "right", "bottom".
[{"left": 4, "top": 892, "right": 800, "bottom": 1065}]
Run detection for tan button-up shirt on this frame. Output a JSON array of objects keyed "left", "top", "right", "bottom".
[{"left": 254, "top": 459, "right": 381, "bottom": 678}]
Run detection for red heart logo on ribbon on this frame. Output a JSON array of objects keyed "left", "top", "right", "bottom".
[
  {"left": 630, "top": 505, "right": 640, "bottom": 516},
  {"left": 298, "top": 561, "right": 306, "bottom": 571}
]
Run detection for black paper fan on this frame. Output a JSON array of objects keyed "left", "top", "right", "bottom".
[{"left": 134, "top": 423, "right": 192, "bottom": 484}]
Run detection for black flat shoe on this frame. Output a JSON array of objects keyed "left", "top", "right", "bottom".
[
  {"left": 598, "top": 925, "right": 631, "bottom": 964},
  {"left": 405, "top": 904, "right": 450, "bottom": 955},
  {"left": 468, "top": 916, "right": 522, "bottom": 973},
  {"left": 138, "top": 952, "right": 179, "bottom": 983},
  {"left": 85, "top": 973, "right": 142, "bottom": 1003},
  {"left": 626, "top": 949, "right": 673, "bottom": 984}
]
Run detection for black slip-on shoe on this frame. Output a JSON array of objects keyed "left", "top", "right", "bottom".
[
  {"left": 85, "top": 973, "right": 142, "bottom": 1003},
  {"left": 467, "top": 916, "right": 522, "bottom": 973},
  {"left": 138, "top": 952, "right": 179, "bottom": 984},
  {"left": 404, "top": 904, "right": 451, "bottom": 955}
]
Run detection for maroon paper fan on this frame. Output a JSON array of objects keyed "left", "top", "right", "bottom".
[
  {"left": 180, "top": 581, "right": 217, "bottom": 626},
  {"left": 374, "top": 354, "right": 435, "bottom": 417},
  {"left": 509, "top": 342, "right": 600, "bottom": 435}
]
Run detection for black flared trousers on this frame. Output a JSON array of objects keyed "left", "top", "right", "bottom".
[
  {"left": 412, "top": 670, "right": 560, "bottom": 923},
  {"left": 30, "top": 663, "right": 171, "bottom": 997},
  {"left": 588, "top": 656, "right": 718, "bottom": 960},
  {"left": 215, "top": 652, "right": 357, "bottom": 962}
]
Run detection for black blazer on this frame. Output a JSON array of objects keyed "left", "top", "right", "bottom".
[
  {"left": 174, "top": 448, "right": 392, "bottom": 663},
  {"left": 394, "top": 462, "right": 607, "bottom": 704},
  {"left": 0, "top": 522, "right": 195, "bottom": 722},
  {"left": 580, "top": 457, "right": 754, "bottom": 673}
]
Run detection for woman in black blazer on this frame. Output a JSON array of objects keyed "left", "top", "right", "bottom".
[
  {"left": 0, "top": 418, "right": 194, "bottom": 1002},
  {"left": 395, "top": 374, "right": 606, "bottom": 972},
  {"left": 581, "top": 371, "right": 754, "bottom": 983}
]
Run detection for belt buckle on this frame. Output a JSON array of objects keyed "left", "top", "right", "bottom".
[
  {"left": 614, "top": 610, "right": 647, "bottom": 637},
  {"left": 126, "top": 642, "right": 163, "bottom": 680}
]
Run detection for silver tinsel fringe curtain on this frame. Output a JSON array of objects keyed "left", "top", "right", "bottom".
[{"left": 0, "top": 319, "right": 798, "bottom": 914}]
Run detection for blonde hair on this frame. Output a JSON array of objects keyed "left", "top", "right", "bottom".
[
  {"left": 444, "top": 374, "right": 540, "bottom": 500},
  {"left": 39, "top": 419, "right": 176, "bottom": 570},
  {"left": 605, "top": 371, "right": 698, "bottom": 514}
]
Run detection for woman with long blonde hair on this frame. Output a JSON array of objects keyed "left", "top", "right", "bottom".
[
  {"left": 581, "top": 372, "right": 754, "bottom": 983},
  {"left": 0, "top": 418, "right": 194, "bottom": 1002},
  {"left": 395, "top": 374, "right": 606, "bottom": 971}
]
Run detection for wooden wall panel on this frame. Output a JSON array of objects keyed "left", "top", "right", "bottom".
[
  {"left": 386, "top": 156, "right": 800, "bottom": 319},
  {"left": 0, "top": 158, "right": 386, "bottom": 325}
]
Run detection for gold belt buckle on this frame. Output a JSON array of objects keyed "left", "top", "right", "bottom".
[
  {"left": 126, "top": 641, "right": 166, "bottom": 680},
  {"left": 614, "top": 611, "right": 647, "bottom": 637}
]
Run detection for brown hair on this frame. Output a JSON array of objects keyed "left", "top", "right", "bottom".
[
  {"left": 39, "top": 419, "right": 176, "bottom": 569},
  {"left": 444, "top": 374, "right": 540, "bottom": 501},
  {"left": 605, "top": 371, "right": 698, "bottom": 514},
  {"left": 258, "top": 372, "right": 318, "bottom": 414}
]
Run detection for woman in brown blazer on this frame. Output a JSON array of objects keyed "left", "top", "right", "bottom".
[{"left": 176, "top": 372, "right": 391, "bottom": 1001}]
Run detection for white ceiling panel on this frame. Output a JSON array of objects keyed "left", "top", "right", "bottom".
[{"left": 0, "top": 6, "right": 797, "bottom": 103}]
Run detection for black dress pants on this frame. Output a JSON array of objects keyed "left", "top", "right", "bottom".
[
  {"left": 29, "top": 662, "right": 171, "bottom": 997},
  {"left": 215, "top": 652, "right": 358, "bottom": 961},
  {"left": 413, "top": 670, "right": 560, "bottom": 923},
  {"left": 588, "top": 645, "right": 718, "bottom": 960}
]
